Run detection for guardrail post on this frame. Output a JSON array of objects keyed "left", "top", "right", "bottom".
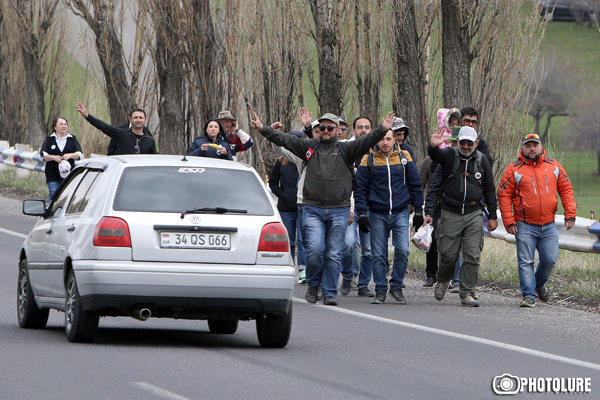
[
  {"left": 0, "top": 141, "right": 9, "bottom": 172},
  {"left": 14, "top": 144, "right": 32, "bottom": 178}
]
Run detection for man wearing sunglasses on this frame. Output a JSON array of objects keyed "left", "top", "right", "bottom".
[
  {"left": 498, "top": 134, "right": 576, "bottom": 308},
  {"left": 424, "top": 126, "right": 498, "bottom": 307},
  {"left": 251, "top": 110, "right": 395, "bottom": 306}
]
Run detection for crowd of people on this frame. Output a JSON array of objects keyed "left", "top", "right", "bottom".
[{"left": 39, "top": 101, "right": 576, "bottom": 308}]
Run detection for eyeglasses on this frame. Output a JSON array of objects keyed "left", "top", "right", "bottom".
[
  {"left": 463, "top": 118, "right": 478, "bottom": 125},
  {"left": 523, "top": 134, "right": 540, "bottom": 140},
  {"left": 318, "top": 125, "right": 336, "bottom": 132},
  {"left": 356, "top": 125, "right": 371, "bottom": 130},
  {"left": 459, "top": 140, "right": 475, "bottom": 146},
  {"left": 340, "top": 126, "right": 347, "bottom": 131}
]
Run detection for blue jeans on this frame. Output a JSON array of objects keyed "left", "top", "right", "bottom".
[
  {"left": 369, "top": 208, "right": 410, "bottom": 293},
  {"left": 280, "top": 211, "right": 298, "bottom": 263},
  {"left": 358, "top": 218, "right": 373, "bottom": 288},
  {"left": 47, "top": 181, "right": 61, "bottom": 203},
  {"left": 452, "top": 253, "right": 463, "bottom": 286},
  {"left": 340, "top": 218, "right": 358, "bottom": 280},
  {"left": 296, "top": 204, "right": 306, "bottom": 269},
  {"left": 515, "top": 221, "right": 559, "bottom": 299},
  {"left": 303, "top": 205, "right": 350, "bottom": 298}
]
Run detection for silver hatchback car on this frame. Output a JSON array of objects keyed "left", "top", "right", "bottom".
[{"left": 18, "top": 155, "right": 294, "bottom": 347}]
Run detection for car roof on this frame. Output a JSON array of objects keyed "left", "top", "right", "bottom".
[{"left": 76, "top": 155, "right": 254, "bottom": 172}]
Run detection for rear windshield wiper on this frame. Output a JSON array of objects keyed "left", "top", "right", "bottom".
[{"left": 180, "top": 207, "right": 248, "bottom": 218}]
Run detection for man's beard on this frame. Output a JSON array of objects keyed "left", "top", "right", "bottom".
[
  {"left": 460, "top": 148, "right": 475, "bottom": 157},
  {"left": 524, "top": 152, "right": 540, "bottom": 161}
]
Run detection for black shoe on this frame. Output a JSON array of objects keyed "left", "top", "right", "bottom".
[
  {"left": 536, "top": 287, "right": 549, "bottom": 303},
  {"left": 389, "top": 287, "right": 406, "bottom": 304},
  {"left": 400, "top": 282, "right": 406, "bottom": 288},
  {"left": 357, "top": 287, "right": 375, "bottom": 297},
  {"left": 371, "top": 291, "right": 386, "bottom": 304},
  {"left": 305, "top": 286, "right": 318, "bottom": 304},
  {"left": 423, "top": 277, "right": 436, "bottom": 287},
  {"left": 340, "top": 278, "right": 352, "bottom": 295},
  {"left": 323, "top": 297, "right": 337, "bottom": 306}
]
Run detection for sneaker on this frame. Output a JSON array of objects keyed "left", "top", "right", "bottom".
[
  {"left": 317, "top": 289, "right": 322, "bottom": 300},
  {"left": 461, "top": 296, "right": 480, "bottom": 307},
  {"left": 450, "top": 284, "right": 460, "bottom": 294},
  {"left": 323, "top": 297, "right": 338, "bottom": 306},
  {"left": 357, "top": 287, "right": 375, "bottom": 297},
  {"left": 350, "top": 276, "right": 359, "bottom": 291},
  {"left": 400, "top": 282, "right": 406, "bottom": 288},
  {"left": 389, "top": 287, "right": 406, "bottom": 304},
  {"left": 305, "top": 286, "right": 318, "bottom": 304},
  {"left": 434, "top": 281, "right": 450, "bottom": 301},
  {"left": 520, "top": 297, "right": 536, "bottom": 308},
  {"left": 298, "top": 269, "right": 306, "bottom": 285},
  {"left": 535, "top": 287, "right": 549, "bottom": 303},
  {"left": 340, "top": 278, "right": 352, "bottom": 295},
  {"left": 371, "top": 291, "right": 386, "bottom": 304},
  {"left": 423, "top": 277, "right": 436, "bottom": 287}
]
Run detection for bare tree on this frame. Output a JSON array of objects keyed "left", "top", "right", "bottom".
[{"left": 565, "top": 92, "right": 600, "bottom": 176}]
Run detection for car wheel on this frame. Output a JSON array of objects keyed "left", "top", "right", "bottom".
[
  {"left": 207, "top": 319, "right": 239, "bottom": 334},
  {"left": 17, "top": 259, "right": 49, "bottom": 329},
  {"left": 65, "top": 270, "right": 99, "bottom": 343},
  {"left": 256, "top": 303, "right": 292, "bottom": 348}
]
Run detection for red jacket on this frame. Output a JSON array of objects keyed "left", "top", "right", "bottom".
[{"left": 498, "top": 150, "right": 576, "bottom": 228}]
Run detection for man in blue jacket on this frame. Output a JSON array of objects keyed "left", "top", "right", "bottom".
[{"left": 355, "top": 130, "right": 423, "bottom": 304}]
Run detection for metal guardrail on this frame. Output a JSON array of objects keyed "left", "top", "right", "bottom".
[{"left": 0, "top": 145, "right": 45, "bottom": 172}]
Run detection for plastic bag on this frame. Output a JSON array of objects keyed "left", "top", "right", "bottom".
[
  {"left": 59, "top": 159, "right": 71, "bottom": 179},
  {"left": 412, "top": 223, "right": 433, "bottom": 252}
]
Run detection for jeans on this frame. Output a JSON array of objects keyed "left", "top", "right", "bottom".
[
  {"left": 452, "top": 253, "right": 463, "bottom": 286},
  {"left": 47, "top": 181, "right": 61, "bottom": 203},
  {"left": 369, "top": 208, "right": 410, "bottom": 293},
  {"left": 280, "top": 211, "right": 298, "bottom": 262},
  {"left": 296, "top": 205, "right": 306, "bottom": 270},
  {"left": 303, "top": 205, "right": 350, "bottom": 298},
  {"left": 358, "top": 217, "right": 373, "bottom": 288},
  {"left": 515, "top": 221, "right": 559, "bottom": 299},
  {"left": 340, "top": 218, "right": 358, "bottom": 280}
]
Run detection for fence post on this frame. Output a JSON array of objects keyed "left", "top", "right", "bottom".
[{"left": 14, "top": 144, "right": 33, "bottom": 178}]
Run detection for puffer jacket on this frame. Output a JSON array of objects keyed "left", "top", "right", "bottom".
[
  {"left": 355, "top": 146, "right": 423, "bottom": 216},
  {"left": 498, "top": 149, "right": 576, "bottom": 227}
]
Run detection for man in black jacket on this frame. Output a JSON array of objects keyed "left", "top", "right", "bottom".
[
  {"left": 424, "top": 126, "right": 498, "bottom": 307},
  {"left": 76, "top": 102, "right": 157, "bottom": 155},
  {"left": 251, "top": 110, "right": 395, "bottom": 306}
]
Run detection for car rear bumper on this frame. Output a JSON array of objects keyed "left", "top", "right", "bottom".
[{"left": 72, "top": 260, "right": 295, "bottom": 316}]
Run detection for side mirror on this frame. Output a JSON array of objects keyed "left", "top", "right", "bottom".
[{"left": 23, "top": 199, "right": 47, "bottom": 216}]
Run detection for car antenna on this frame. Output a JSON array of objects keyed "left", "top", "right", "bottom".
[{"left": 181, "top": 154, "right": 188, "bottom": 162}]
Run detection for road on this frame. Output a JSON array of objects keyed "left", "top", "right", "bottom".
[{"left": 0, "top": 194, "right": 598, "bottom": 399}]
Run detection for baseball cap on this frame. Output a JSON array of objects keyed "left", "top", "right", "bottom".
[
  {"left": 522, "top": 133, "right": 542, "bottom": 145},
  {"left": 457, "top": 126, "right": 477, "bottom": 142},
  {"left": 218, "top": 110, "right": 237, "bottom": 121},
  {"left": 391, "top": 117, "right": 409, "bottom": 132},
  {"left": 449, "top": 127, "right": 460, "bottom": 141},
  {"left": 337, "top": 116, "right": 348, "bottom": 126},
  {"left": 310, "top": 119, "right": 319, "bottom": 129},
  {"left": 318, "top": 113, "right": 339, "bottom": 126}
]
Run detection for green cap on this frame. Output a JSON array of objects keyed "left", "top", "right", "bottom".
[{"left": 449, "top": 127, "right": 460, "bottom": 141}]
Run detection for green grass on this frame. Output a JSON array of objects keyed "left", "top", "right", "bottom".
[{"left": 0, "top": 169, "right": 47, "bottom": 198}]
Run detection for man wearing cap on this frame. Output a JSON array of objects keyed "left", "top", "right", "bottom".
[
  {"left": 392, "top": 117, "right": 415, "bottom": 161},
  {"left": 498, "top": 133, "right": 576, "bottom": 308},
  {"left": 425, "top": 126, "right": 498, "bottom": 307},
  {"left": 251, "top": 110, "right": 395, "bottom": 306},
  {"left": 218, "top": 110, "right": 254, "bottom": 158}
]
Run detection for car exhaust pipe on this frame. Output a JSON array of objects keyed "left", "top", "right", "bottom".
[{"left": 130, "top": 307, "right": 152, "bottom": 321}]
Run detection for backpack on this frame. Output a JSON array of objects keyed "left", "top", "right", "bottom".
[
  {"left": 303, "top": 141, "right": 356, "bottom": 189},
  {"left": 365, "top": 146, "right": 408, "bottom": 176},
  {"left": 447, "top": 147, "right": 484, "bottom": 185}
]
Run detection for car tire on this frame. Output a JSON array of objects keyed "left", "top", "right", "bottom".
[
  {"left": 65, "top": 270, "right": 99, "bottom": 343},
  {"left": 207, "top": 319, "right": 239, "bottom": 334},
  {"left": 17, "top": 259, "right": 49, "bottom": 329},
  {"left": 256, "top": 303, "right": 292, "bottom": 348}
]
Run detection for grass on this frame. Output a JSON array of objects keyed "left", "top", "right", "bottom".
[{"left": 0, "top": 169, "right": 47, "bottom": 198}]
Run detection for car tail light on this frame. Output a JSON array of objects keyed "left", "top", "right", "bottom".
[
  {"left": 258, "top": 222, "right": 289, "bottom": 252},
  {"left": 93, "top": 217, "right": 132, "bottom": 247}
]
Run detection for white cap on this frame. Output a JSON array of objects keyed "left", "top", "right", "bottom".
[
  {"left": 310, "top": 119, "right": 319, "bottom": 129},
  {"left": 457, "top": 126, "right": 477, "bottom": 142}
]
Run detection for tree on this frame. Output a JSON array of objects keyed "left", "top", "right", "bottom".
[{"left": 565, "top": 92, "right": 600, "bottom": 176}]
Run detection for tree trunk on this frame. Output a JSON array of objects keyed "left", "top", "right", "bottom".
[
  {"left": 441, "top": 0, "right": 473, "bottom": 108},
  {"left": 310, "top": 0, "right": 342, "bottom": 115}
]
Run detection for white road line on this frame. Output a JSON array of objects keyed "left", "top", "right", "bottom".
[
  {"left": 292, "top": 297, "right": 600, "bottom": 372},
  {"left": 131, "top": 382, "right": 192, "bottom": 400},
  {"left": 0, "top": 227, "right": 27, "bottom": 239}
]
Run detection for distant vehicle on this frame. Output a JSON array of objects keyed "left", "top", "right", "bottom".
[
  {"left": 539, "top": 0, "right": 594, "bottom": 22},
  {"left": 17, "top": 155, "right": 294, "bottom": 347}
]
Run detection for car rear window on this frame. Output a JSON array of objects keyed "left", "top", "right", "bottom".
[{"left": 113, "top": 166, "right": 274, "bottom": 215}]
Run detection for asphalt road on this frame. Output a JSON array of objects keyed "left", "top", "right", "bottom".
[{"left": 0, "top": 194, "right": 599, "bottom": 399}]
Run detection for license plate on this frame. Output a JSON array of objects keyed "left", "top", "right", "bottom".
[{"left": 160, "top": 232, "right": 231, "bottom": 250}]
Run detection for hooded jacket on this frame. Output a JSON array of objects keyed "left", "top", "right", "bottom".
[
  {"left": 269, "top": 157, "right": 299, "bottom": 212},
  {"left": 498, "top": 149, "right": 576, "bottom": 227}
]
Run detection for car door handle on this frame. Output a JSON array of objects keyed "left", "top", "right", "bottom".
[
  {"left": 67, "top": 226, "right": 76, "bottom": 232},
  {"left": 45, "top": 229, "right": 52, "bottom": 235}
]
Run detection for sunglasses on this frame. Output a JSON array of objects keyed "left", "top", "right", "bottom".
[
  {"left": 459, "top": 140, "right": 475, "bottom": 146},
  {"left": 356, "top": 125, "right": 371, "bottom": 130},
  {"left": 463, "top": 118, "right": 478, "bottom": 125},
  {"left": 340, "top": 126, "right": 347, "bottom": 131},
  {"left": 318, "top": 125, "right": 336, "bottom": 132},
  {"left": 134, "top": 138, "right": 141, "bottom": 154},
  {"left": 523, "top": 134, "right": 540, "bottom": 140}
]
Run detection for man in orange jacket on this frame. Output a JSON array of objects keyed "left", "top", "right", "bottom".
[{"left": 498, "top": 133, "right": 576, "bottom": 308}]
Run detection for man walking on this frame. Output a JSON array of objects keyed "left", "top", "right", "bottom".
[
  {"left": 425, "top": 126, "right": 498, "bottom": 307},
  {"left": 498, "top": 133, "right": 576, "bottom": 307},
  {"left": 355, "top": 130, "right": 423, "bottom": 304},
  {"left": 251, "top": 110, "right": 394, "bottom": 306}
]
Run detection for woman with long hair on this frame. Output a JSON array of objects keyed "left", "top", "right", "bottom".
[
  {"left": 188, "top": 119, "right": 233, "bottom": 160},
  {"left": 40, "top": 117, "right": 83, "bottom": 202}
]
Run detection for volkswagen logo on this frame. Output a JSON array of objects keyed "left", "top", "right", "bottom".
[{"left": 190, "top": 215, "right": 201, "bottom": 224}]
